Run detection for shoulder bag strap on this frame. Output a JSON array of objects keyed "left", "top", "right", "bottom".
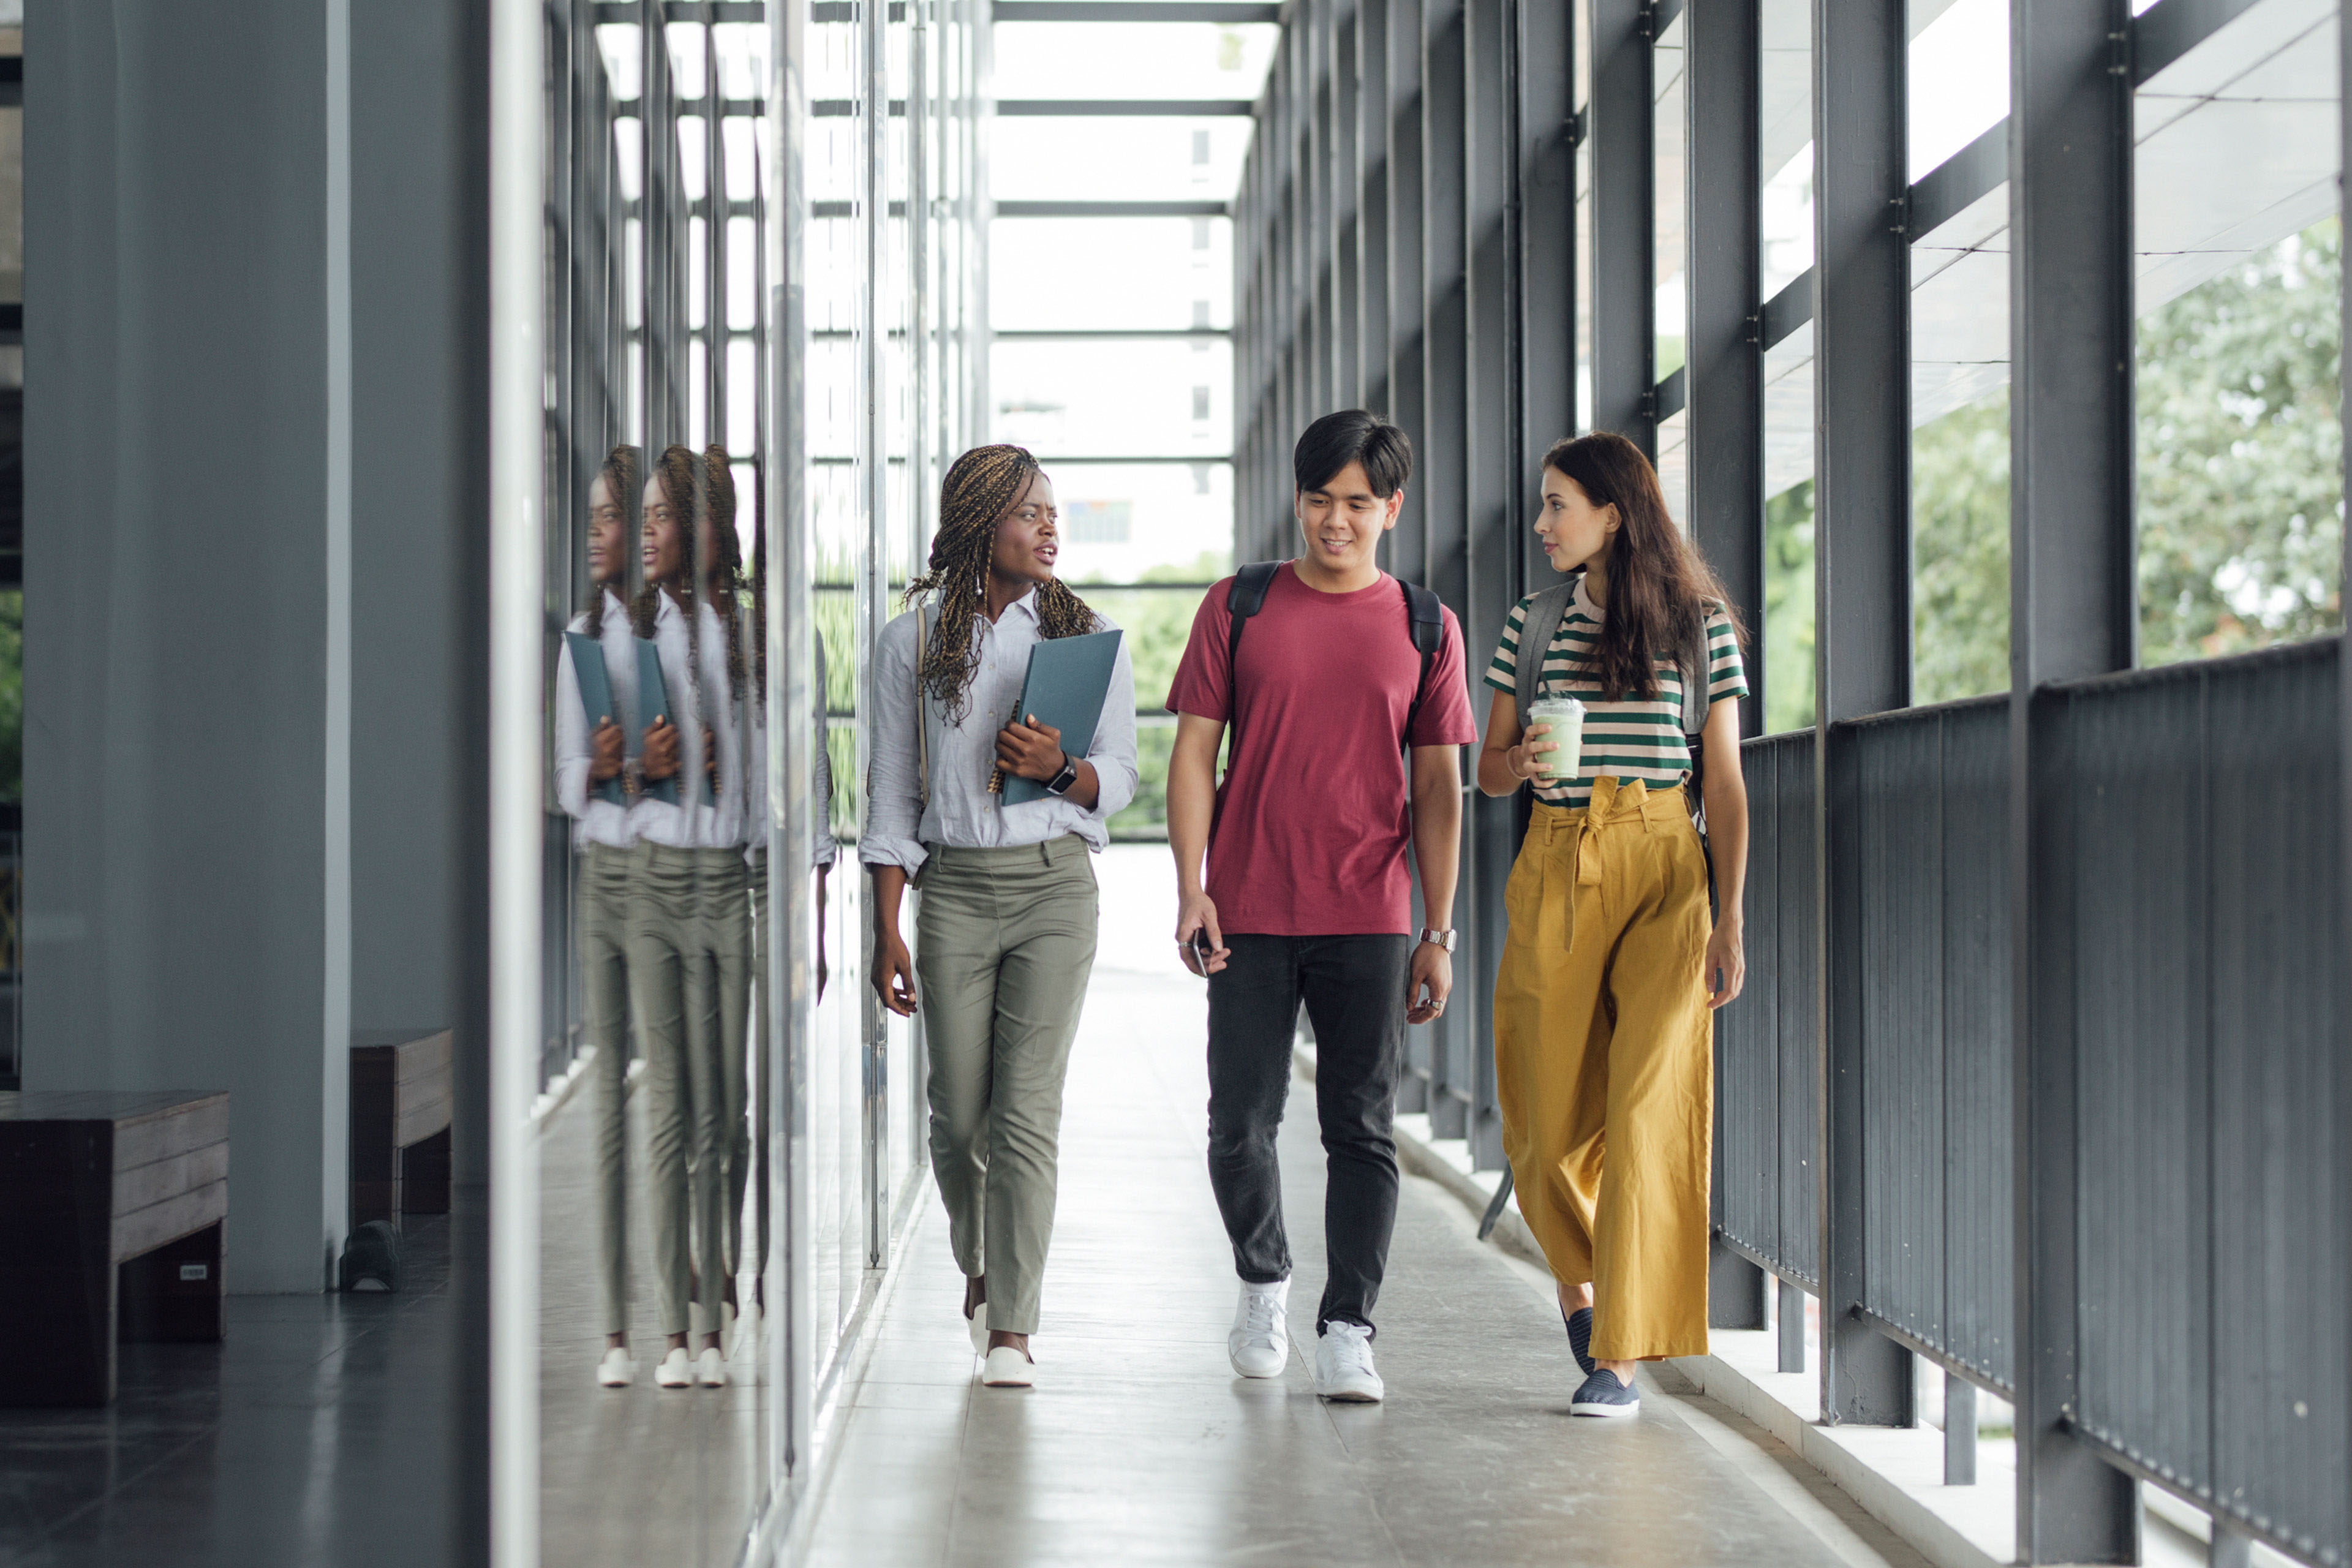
[
  {"left": 1221, "top": 560, "right": 1284, "bottom": 777},
  {"left": 1512, "top": 576, "right": 1581, "bottom": 728}
]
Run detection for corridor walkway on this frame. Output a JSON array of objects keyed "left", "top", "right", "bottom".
[{"left": 802, "top": 850, "right": 1928, "bottom": 1568}]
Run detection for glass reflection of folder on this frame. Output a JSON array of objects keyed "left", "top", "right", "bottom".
[
  {"left": 565, "top": 631, "right": 624, "bottom": 805},
  {"left": 635, "top": 637, "right": 700, "bottom": 807},
  {"left": 1000, "top": 629, "right": 1124, "bottom": 806}
]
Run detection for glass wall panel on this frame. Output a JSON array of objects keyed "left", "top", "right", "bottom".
[
  {"left": 2132, "top": 0, "right": 2342, "bottom": 666},
  {"left": 1758, "top": 0, "right": 1814, "bottom": 733}
]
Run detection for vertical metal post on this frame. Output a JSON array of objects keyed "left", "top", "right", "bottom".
[
  {"left": 1588, "top": 0, "right": 1652, "bottom": 451},
  {"left": 1812, "top": 0, "right": 1914, "bottom": 1428},
  {"left": 2009, "top": 0, "right": 2140, "bottom": 1551},
  {"left": 2209, "top": 1523, "right": 2252, "bottom": 1568},
  {"left": 1388, "top": 0, "right": 1428, "bottom": 579},
  {"left": 2340, "top": 0, "right": 2352, "bottom": 1544},
  {"left": 488, "top": 0, "right": 545, "bottom": 1559},
  {"left": 1777, "top": 1276, "right": 1806, "bottom": 1372},
  {"left": 1337, "top": 10, "right": 1362, "bottom": 409},
  {"left": 1516, "top": 0, "right": 1572, "bottom": 561},
  {"left": 1945, "top": 1371, "right": 1978, "bottom": 1485},
  {"left": 859, "top": 0, "right": 891, "bottom": 1268},
  {"left": 1360, "top": 0, "right": 1392, "bottom": 410}
]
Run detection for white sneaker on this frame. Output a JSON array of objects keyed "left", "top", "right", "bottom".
[
  {"left": 980, "top": 1345, "right": 1035, "bottom": 1388},
  {"left": 655, "top": 1348, "right": 694, "bottom": 1389},
  {"left": 1312, "top": 1322, "right": 1384, "bottom": 1403},
  {"left": 696, "top": 1346, "right": 727, "bottom": 1388},
  {"left": 965, "top": 1300, "right": 990, "bottom": 1355},
  {"left": 1228, "top": 1280, "right": 1290, "bottom": 1379},
  {"left": 596, "top": 1348, "right": 633, "bottom": 1388}
]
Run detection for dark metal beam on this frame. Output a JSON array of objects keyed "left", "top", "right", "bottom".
[
  {"left": 2009, "top": 0, "right": 2142, "bottom": 1552},
  {"left": 1588, "top": 0, "right": 1653, "bottom": 451},
  {"left": 1515, "top": 0, "right": 1573, "bottom": 587},
  {"left": 1813, "top": 0, "right": 1916, "bottom": 1431}
]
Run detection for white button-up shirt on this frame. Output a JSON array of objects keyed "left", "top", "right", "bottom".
[
  {"left": 862, "top": 590, "right": 1139, "bottom": 875},
  {"left": 627, "top": 589, "right": 735, "bottom": 850},
  {"left": 554, "top": 589, "right": 638, "bottom": 851}
]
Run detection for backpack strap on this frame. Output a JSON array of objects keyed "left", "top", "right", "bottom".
[
  {"left": 1679, "top": 607, "right": 1717, "bottom": 833},
  {"left": 1400, "top": 578, "right": 1442, "bottom": 753},
  {"left": 1511, "top": 575, "right": 1581, "bottom": 725},
  {"left": 1220, "top": 560, "right": 1284, "bottom": 774}
]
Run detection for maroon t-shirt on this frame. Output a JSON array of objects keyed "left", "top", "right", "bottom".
[{"left": 1166, "top": 564, "right": 1479, "bottom": 936}]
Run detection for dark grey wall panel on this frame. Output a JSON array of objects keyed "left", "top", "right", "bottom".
[{"left": 25, "top": 0, "right": 333, "bottom": 1294}]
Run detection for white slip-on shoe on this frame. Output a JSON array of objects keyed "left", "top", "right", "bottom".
[
  {"left": 696, "top": 1346, "right": 728, "bottom": 1388},
  {"left": 980, "top": 1345, "right": 1036, "bottom": 1388},
  {"left": 1228, "top": 1280, "right": 1290, "bottom": 1379},
  {"left": 655, "top": 1348, "right": 694, "bottom": 1389},
  {"left": 596, "top": 1348, "right": 633, "bottom": 1388},
  {"left": 1311, "top": 1322, "right": 1384, "bottom": 1403}
]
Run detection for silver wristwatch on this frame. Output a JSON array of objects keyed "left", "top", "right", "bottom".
[{"left": 1418, "top": 927, "right": 1457, "bottom": 952}]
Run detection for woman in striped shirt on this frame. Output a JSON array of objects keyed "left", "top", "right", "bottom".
[{"left": 1474, "top": 432, "right": 1751, "bottom": 1419}]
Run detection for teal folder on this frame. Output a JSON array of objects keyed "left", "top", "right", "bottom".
[
  {"left": 634, "top": 638, "right": 682, "bottom": 807},
  {"left": 1001, "top": 629, "right": 1125, "bottom": 806},
  {"left": 564, "top": 631, "right": 625, "bottom": 806}
]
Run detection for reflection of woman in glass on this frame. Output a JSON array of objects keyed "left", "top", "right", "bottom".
[
  {"left": 554, "top": 445, "right": 643, "bottom": 1390},
  {"left": 688, "top": 449, "right": 756, "bottom": 1378},
  {"left": 627, "top": 445, "right": 725, "bottom": 1389},
  {"left": 865, "top": 445, "right": 1140, "bottom": 1389}
]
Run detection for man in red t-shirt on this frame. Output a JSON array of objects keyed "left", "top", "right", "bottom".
[{"left": 1164, "top": 409, "right": 1477, "bottom": 1403}]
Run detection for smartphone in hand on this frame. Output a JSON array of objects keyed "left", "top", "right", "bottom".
[{"left": 1188, "top": 929, "right": 1215, "bottom": 976}]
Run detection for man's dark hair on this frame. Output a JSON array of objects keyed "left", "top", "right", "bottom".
[{"left": 1292, "top": 409, "right": 1414, "bottom": 497}]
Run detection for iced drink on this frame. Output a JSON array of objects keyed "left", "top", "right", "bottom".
[{"left": 1526, "top": 695, "right": 1586, "bottom": 783}]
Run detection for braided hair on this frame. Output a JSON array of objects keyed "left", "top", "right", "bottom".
[
  {"left": 583, "top": 444, "right": 639, "bottom": 624},
  {"left": 631, "top": 445, "right": 701, "bottom": 672},
  {"left": 701, "top": 446, "right": 748, "bottom": 701},
  {"left": 903, "top": 444, "right": 1098, "bottom": 723}
]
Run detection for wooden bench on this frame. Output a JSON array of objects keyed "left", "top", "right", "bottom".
[
  {"left": 349, "top": 1028, "right": 451, "bottom": 1229},
  {"left": 0, "top": 1090, "right": 229, "bottom": 1406}
]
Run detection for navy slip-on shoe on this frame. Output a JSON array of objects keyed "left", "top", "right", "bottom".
[
  {"left": 1570, "top": 1368, "right": 1640, "bottom": 1418},
  {"left": 1561, "top": 1306, "right": 1596, "bottom": 1376}
]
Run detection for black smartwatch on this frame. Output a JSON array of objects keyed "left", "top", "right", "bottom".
[{"left": 1044, "top": 752, "right": 1081, "bottom": 797}]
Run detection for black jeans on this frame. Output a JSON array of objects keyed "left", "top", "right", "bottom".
[{"left": 1205, "top": 933, "right": 1413, "bottom": 1336}]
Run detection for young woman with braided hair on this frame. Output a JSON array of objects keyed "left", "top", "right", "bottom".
[
  {"left": 624, "top": 443, "right": 741, "bottom": 1390},
  {"left": 553, "top": 445, "right": 647, "bottom": 1390},
  {"left": 864, "top": 443, "right": 1139, "bottom": 1389}
]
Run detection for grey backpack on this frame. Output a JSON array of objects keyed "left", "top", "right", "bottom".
[{"left": 1510, "top": 570, "right": 1714, "bottom": 829}]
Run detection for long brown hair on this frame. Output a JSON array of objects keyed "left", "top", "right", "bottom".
[
  {"left": 702, "top": 446, "right": 747, "bottom": 701},
  {"left": 903, "top": 444, "right": 1098, "bottom": 722},
  {"left": 1542, "top": 432, "right": 1747, "bottom": 702}
]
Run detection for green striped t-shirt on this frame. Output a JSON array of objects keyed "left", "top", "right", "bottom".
[{"left": 1483, "top": 579, "right": 1747, "bottom": 808}]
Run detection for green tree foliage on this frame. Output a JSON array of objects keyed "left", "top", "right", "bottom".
[
  {"left": 2136, "top": 219, "right": 2342, "bottom": 665},
  {"left": 1912, "top": 394, "right": 2011, "bottom": 704},
  {"left": 1762, "top": 481, "right": 1816, "bottom": 734}
]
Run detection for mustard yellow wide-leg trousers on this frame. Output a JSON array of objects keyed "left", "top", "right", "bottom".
[{"left": 1493, "top": 777, "right": 1714, "bottom": 1362}]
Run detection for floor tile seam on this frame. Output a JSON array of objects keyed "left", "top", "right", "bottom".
[{"left": 15, "top": 1420, "right": 228, "bottom": 1548}]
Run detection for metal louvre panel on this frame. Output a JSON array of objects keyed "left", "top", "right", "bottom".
[
  {"left": 1775, "top": 731, "right": 1822, "bottom": 1288},
  {"left": 2202, "top": 645, "right": 2344, "bottom": 1561},
  {"left": 2069, "top": 668, "right": 2214, "bottom": 1496},
  {"left": 1937, "top": 696, "right": 2012, "bottom": 1389},
  {"left": 1719, "top": 731, "right": 1793, "bottom": 1268},
  {"left": 1846, "top": 696, "right": 2013, "bottom": 1389},
  {"left": 1857, "top": 710, "right": 1945, "bottom": 1351}
]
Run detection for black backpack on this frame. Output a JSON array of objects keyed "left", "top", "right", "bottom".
[{"left": 1222, "top": 560, "right": 1443, "bottom": 775}]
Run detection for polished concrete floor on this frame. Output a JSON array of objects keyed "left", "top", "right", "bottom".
[
  {"left": 538, "top": 1056, "right": 769, "bottom": 1568},
  {"left": 0, "top": 1207, "right": 483, "bottom": 1568},
  {"left": 803, "top": 937, "right": 1929, "bottom": 1567}
]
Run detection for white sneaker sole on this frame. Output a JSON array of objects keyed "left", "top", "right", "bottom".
[
  {"left": 980, "top": 1346, "right": 1035, "bottom": 1387},
  {"left": 1569, "top": 1398, "right": 1640, "bottom": 1418},
  {"left": 1313, "top": 1378, "right": 1384, "bottom": 1403},
  {"left": 1229, "top": 1344, "right": 1289, "bottom": 1379}
]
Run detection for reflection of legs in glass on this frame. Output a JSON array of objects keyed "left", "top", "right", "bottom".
[
  {"left": 627, "top": 843, "right": 698, "bottom": 1389},
  {"left": 581, "top": 844, "right": 636, "bottom": 1386}
]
